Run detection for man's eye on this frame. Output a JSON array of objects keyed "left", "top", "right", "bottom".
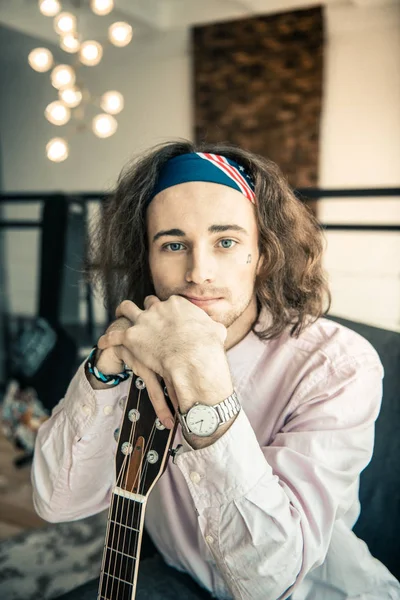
[
  {"left": 219, "top": 239, "right": 236, "bottom": 249},
  {"left": 162, "top": 243, "right": 184, "bottom": 252}
]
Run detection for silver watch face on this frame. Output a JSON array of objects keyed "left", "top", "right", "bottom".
[{"left": 186, "top": 404, "right": 219, "bottom": 437}]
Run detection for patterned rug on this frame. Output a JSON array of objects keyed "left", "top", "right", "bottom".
[{"left": 0, "top": 511, "right": 107, "bottom": 600}]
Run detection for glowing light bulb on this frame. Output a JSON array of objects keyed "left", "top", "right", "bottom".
[
  {"left": 79, "top": 41, "right": 103, "bottom": 66},
  {"left": 90, "top": 0, "right": 114, "bottom": 16},
  {"left": 51, "top": 64, "right": 76, "bottom": 90},
  {"left": 60, "top": 33, "right": 80, "bottom": 53},
  {"left": 45, "top": 101, "right": 71, "bottom": 125},
  {"left": 92, "top": 114, "right": 118, "bottom": 138},
  {"left": 108, "top": 22, "right": 132, "bottom": 47},
  {"left": 39, "top": 0, "right": 61, "bottom": 17},
  {"left": 28, "top": 48, "right": 54, "bottom": 72},
  {"left": 46, "top": 138, "right": 69, "bottom": 162},
  {"left": 58, "top": 86, "right": 82, "bottom": 108},
  {"left": 54, "top": 12, "right": 76, "bottom": 35},
  {"left": 100, "top": 91, "right": 124, "bottom": 115}
]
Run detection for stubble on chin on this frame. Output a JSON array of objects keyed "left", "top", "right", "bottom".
[{"left": 152, "top": 287, "right": 255, "bottom": 332}]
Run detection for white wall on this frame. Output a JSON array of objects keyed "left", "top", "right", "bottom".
[{"left": 319, "top": 3, "right": 400, "bottom": 331}]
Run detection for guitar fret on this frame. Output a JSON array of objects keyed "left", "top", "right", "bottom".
[
  {"left": 98, "top": 572, "right": 134, "bottom": 600},
  {"left": 105, "top": 545, "right": 137, "bottom": 560},
  {"left": 109, "top": 518, "right": 139, "bottom": 533},
  {"left": 106, "top": 517, "right": 140, "bottom": 557},
  {"left": 110, "top": 495, "right": 143, "bottom": 530},
  {"left": 99, "top": 572, "right": 132, "bottom": 586}
]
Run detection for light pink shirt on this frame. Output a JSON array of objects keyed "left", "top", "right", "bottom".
[{"left": 31, "top": 310, "right": 400, "bottom": 600}]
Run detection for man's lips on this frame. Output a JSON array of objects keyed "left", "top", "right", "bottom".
[
  {"left": 180, "top": 295, "right": 223, "bottom": 305},
  {"left": 182, "top": 295, "right": 222, "bottom": 301}
]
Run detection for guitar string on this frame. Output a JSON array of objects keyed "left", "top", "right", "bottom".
[
  {"left": 112, "top": 388, "right": 160, "bottom": 599},
  {"left": 122, "top": 420, "right": 158, "bottom": 593},
  {"left": 129, "top": 379, "right": 175, "bottom": 572},
  {"left": 98, "top": 436, "right": 130, "bottom": 600},
  {"left": 99, "top": 380, "right": 171, "bottom": 600},
  {"left": 122, "top": 379, "right": 170, "bottom": 591},
  {"left": 119, "top": 385, "right": 173, "bottom": 595},
  {"left": 100, "top": 387, "right": 141, "bottom": 600},
  {"left": 117, "top": 406, "right": 157, "bottom": 595},
  {"left": 99, "top": 415, "right": 134, "bottom": 600},
  {"left": 112, "top": 388, "right": 143, "bottom": 600}
]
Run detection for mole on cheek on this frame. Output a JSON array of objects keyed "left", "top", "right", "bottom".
[{"left": 246, "top": 254, "right": 252, "bottom": 264}]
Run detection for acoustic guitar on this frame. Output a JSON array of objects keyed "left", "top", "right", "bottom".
[{"left": 97, "top": 374, "right": 178, "bottom": 600}]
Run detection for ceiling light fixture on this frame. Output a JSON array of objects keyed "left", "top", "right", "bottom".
[{"left": 28, "top": 0, "right": 133, "bottom": 162}]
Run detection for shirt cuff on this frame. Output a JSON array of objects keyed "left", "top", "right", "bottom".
[
  {"left": 62, "top": 359, "right": 132, "bottom": 438},
  {"left": 175, "top": 407, "right": 274, "bottom": 512}
]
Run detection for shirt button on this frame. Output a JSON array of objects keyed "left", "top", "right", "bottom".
[
  {"left": 103, "top": 405, "right": 113, "bottom": 415},
  {"left": 114, "top": 428, "right": 120, "bottom": 442},
  {"left": 190, "top": 471, "right": 201, "bottom": 484},
  {"left": 205, "top": 535, "right": 214, "bottom": 545},
  {"left": 82, "top": 404, "right": 91, "bottom": 415},
  {"left": 119, "top": 396, "right": 127, "bottom": 410}
]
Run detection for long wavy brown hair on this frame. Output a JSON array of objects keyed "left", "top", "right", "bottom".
[{"left": 86, "top": 140, "right": 331, "bottom": 340}]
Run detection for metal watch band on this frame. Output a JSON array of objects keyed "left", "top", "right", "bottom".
[{"left": 214, "top": 390, "right": 241, "bottom": 424}]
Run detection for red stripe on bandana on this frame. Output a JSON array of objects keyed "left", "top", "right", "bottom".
[
  {"left": 197, "top": 153, "right": 256, "bottom": 204},
  {"left": 214, "top": 154, "right": 255, "bottom": 203}
]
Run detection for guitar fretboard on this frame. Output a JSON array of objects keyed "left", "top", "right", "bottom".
[{"left": 98, "top": 492, "right": 145, "bottom": 600}]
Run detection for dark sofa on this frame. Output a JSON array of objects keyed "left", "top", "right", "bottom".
[{"left": 328, "top": 316, "right": 400, "bottom": 580}]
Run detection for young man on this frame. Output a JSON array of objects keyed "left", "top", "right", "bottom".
[{"left": 32, "top": 142, "right": 400, "bottom": 600}]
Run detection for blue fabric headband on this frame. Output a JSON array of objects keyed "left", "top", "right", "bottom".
[{"left": 148, "top": 152, "right": 256, "bottom": 208}]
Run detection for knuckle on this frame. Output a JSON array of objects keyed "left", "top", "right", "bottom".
[
  {"left": 125, "top": 327, "right": 135, "bottom": 341},
  {"left": 119, "top": 300, "right": 133, "bottom": 313},
  {"left": 116, "top": 316, "right": 132, "bottom": 328},
  {"left": 167, "top": 295, "right": 180, "bottom": 306}
]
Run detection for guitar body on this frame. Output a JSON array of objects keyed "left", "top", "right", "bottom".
[{"left": 98, "top": 374, "right": 177, "bottom": 600}]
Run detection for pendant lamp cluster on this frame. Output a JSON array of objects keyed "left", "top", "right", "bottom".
[{"left": 28, "top": 0, "right": 132, "bottom": 162}]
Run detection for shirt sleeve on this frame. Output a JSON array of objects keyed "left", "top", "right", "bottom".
[
  {"left": 31, "top": 359, "right": 131, "bottom": 522},
  {"left": 175, "top": 353, "right": 384, "bottom": 600}
]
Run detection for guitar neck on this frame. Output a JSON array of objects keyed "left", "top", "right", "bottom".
[
  {"left": 97, "top": 374, "right": 177, "bottom": 600},
  {"left": 98, "top": 490, "right": 146, "bottom": 600}
]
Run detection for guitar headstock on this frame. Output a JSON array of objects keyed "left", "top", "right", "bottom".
[{"left": 114, "top": 374, "right": 177, "bottom": 499}]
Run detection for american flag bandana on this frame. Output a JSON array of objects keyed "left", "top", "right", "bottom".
[{"left": 149, "top": 152, "right": 256, "bottom": 207}]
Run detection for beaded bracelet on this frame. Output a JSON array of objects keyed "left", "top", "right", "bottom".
[{"left": 86, "top": 346, "right": 132, "bottom": 387}]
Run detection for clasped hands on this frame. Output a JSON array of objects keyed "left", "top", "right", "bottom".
[{"left": 97, "top": 295, "right": 228, "bottom": 430}]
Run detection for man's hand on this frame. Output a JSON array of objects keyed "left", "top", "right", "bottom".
[
  {"left": 93, "top": 317, "right": 131, "bottom": 378},
  {"left": 96, "top": 295, "right": 231, "bottom": 430},
  {"left": 88, "top": 315, "right": 177, "bottom": 429},
  {"left": 98, "top": 295, "right": 227, "bottom": 378}
]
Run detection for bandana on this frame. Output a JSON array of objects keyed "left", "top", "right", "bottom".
[{"left": 148, "top": 152, "right": 256, "bottom": 208}]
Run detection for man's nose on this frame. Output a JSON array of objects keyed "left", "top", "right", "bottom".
[{"left": 185, "top": 248, "right": 216, "bottom": 283}]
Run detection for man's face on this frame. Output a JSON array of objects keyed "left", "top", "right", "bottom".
[{"left": 146, "top": 181, "right": 262, "bottom": 331}]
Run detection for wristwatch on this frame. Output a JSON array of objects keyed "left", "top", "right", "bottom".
[{"left": 178, "top": 390, "right": 241, "bottom": 437}]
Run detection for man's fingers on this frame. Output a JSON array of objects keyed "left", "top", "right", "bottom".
[
  {"left": 107, "top": 316, "right": 132, "bottom": 332},
  {"left": 163, "top": 376, "right": 179, "bottom": 412},
  {"left": 116, "top": 346, "right": 175, "bottom": 430},
  {"left": 98, "top": 329, "right": 126, "bottom": 350},
  {"left": 113, "top": 345, "right": 136, "bottom": 370},
  {"left": 115, "top": 300, "right": 143, "bottom": 322},
  {"left": 144, "top": 370, "right": 176, "bottom": 430},
  {"left": 143, "top": 295, "right": 161, "bottom": 310}
]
